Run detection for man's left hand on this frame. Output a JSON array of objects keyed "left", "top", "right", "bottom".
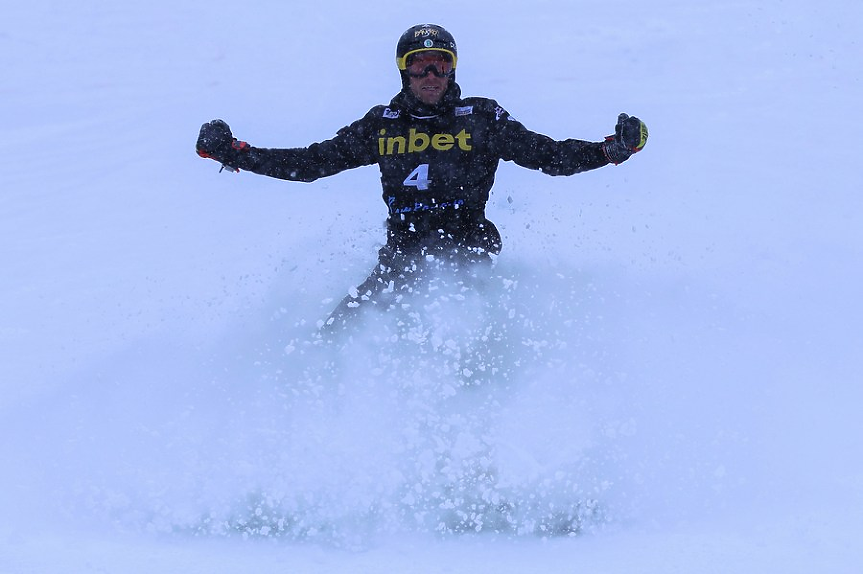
[{"left": 602, "top": 113, "right": 648, "bottom": 165}]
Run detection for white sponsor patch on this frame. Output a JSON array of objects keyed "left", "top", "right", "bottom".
[
  {"left": 383, "top": 107, "right": 401, "bottom": 119},
  {"left": 455, "top": 105, "right": 474, "bottom": 116}
]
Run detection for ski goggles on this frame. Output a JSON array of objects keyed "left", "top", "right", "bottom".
[{"left": 402, "top": 51, "right": 455, "bottom": 78}]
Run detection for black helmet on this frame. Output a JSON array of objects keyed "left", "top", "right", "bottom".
[{"left": 396, "top": 24, "right": 458, "bottom": 72}]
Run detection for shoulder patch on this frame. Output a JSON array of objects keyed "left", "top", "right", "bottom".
[
  {"left": 455, "top": 105, "right": 474, "bottom": 117},
  {"left": 382, "top": 107, "right": 401, "bottom": 119}
]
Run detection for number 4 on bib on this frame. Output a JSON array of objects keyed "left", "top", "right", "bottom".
[{"left": 403, "top": 163, "right": 431, "bottom": 191}]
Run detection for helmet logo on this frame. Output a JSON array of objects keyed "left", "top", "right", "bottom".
[
  {"left": 423, "top": 39, "right": 434, "bottom": 48},
  {"left": 415, "top": 28, "right": 439, "bottom": 36}
]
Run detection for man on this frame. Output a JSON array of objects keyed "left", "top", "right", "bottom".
[{"left": 196, "top": 24, "right": 648, "bottom": 333}]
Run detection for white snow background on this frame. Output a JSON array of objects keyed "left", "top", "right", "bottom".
[{"left": 2, "top": 0, "right": 862, "bottom": 571}]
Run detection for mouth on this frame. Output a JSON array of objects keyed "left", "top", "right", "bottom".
[{"left": 409, "top": 76, "right": 448, "bottom": 103}]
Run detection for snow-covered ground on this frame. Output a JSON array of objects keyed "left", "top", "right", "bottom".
[{"left": 2, "top": 0, "right": 862, "bottom": 571}]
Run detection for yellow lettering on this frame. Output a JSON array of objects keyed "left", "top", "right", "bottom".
[
  {"left": 408, "top": 129, "right": 430, "bottom": 153},
  {"left": 455, "top": 129, "right": 472, "bottom": 151},
  {"left": 377, "top": 130, "right": 472, "bottom": 155},
  {"left": 386, "top": 135, "right": 406, "bottom": 155},
  {"left": 432, "top": 133, "right": 455, "bottom": 150},
  {"left": 378, "top": 129, "right": 386, "bottom": 155}
]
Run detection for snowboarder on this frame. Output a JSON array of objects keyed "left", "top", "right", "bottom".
[{"left": 196, "top": 24, "right": 648, "bottom": 334}]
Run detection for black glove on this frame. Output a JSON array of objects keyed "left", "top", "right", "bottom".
[
  {"left": 602, "top": 113, "right": 648, "bottom": 165},
  {"left": 196, "top": 119, "right": 248, "bottom": 165}
]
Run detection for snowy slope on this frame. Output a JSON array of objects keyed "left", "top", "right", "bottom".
[{"left": 2, "top": 0, "right": 862, "bottom": 571}]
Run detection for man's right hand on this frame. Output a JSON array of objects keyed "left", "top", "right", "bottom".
[
  {"left": 196, "top": 119, "right": 233, "bottom": 160},
  {"left": 196, "top": 120, "right": 248, "bottom": 165}
]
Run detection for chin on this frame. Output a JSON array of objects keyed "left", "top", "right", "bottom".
[{"left": 421, "top": 92, "right": 445, "bottom": 105}]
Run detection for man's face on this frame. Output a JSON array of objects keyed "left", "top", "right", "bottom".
[{"left": 405, "top": 51, "right": 453, "bottom": 105}]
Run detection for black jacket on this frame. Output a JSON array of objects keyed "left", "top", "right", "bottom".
[{"left": 225, "top": 83, "right": 609, "bottom": 255}]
